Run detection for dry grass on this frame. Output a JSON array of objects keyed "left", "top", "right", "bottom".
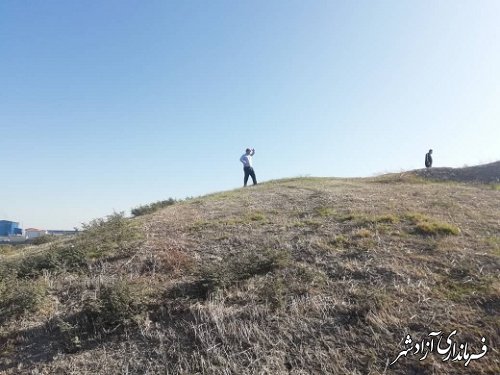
[{"left": 0, "top": 177, "right": 499, "bottom": 374}]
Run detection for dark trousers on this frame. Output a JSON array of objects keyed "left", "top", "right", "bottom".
[{"left": 243, "top": 166, "right": 257, "bottom": 186}]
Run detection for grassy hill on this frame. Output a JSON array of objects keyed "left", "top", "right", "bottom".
[{"left": 1, "top": 166, "right": 499, "bottom": 374}]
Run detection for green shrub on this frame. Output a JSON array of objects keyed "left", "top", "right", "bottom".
[
  {"left": 56, "top": 245, "right": 88, "bottom": 271},
  {"left": 199, "top": 248, "right": 290, "bottom": 292},
  {"left": 83, "top": 281, "right": 137, "bottom": 328},
  {"left": 0, "top": 278, "right": 46, "bottom": 324},
  {"left": 131, "top": 198, "right": 176, "bottom": 216},
  {"left": 14, "top": 213, "right": 140, "bottom": 278},
  {"left": 17, "top": 251, "right": 58, "bottom": 278},
  {"left": 16, "top": 244, "right": 87, "bottom": 278}
]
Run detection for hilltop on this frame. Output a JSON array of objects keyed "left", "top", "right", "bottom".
[
  {"left": 0, "top": 169, "right": 499, "bottom": 374},
  {"left": 413, "top": 160, "right": 500, "bottom": 184}
]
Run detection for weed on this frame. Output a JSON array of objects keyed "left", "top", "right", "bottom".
[
  {"left": 485, "top": 236, "right": 500, "bottom": 256},
  {"left": 336, "top": 213, "right": 359, "bottom": 222},
  {"left": 314, "top": 235, "right": 352, "bottom": 252},
  {"left": 315, "top": 207, "right": 335, "bottom": 217},
  {"left": 290, "top": 220, "right": 306, "bottom": 228},
  {"left": 144, "top": 249, "right": 194, "bottom": 276},
  {"left": 330, "top": 234, "right": 350, "bottom": 248},
  {"left": 294, "top": 264, "right": 327, "bottom": 286},
  {"left": 405, "top": 213, "right": 460, "bottom": 236},
  {"left": 415, "top": 221, "right": 460, "bottom": 236},
  {"left": 247, "top": 212, "right": 266, "bottom": 222},
  {"left": 372, "top": 214, "right": 399, "bottom": 224},
  {"left": 435, "top": 277, "right": 493, "bottom": 302},
  {"left": 257, "top": 275, "right": 286, "bottom": 310},
  {"left": 189, "top": 220, "right": 213, "bottom": 231},
  {"left": 335, "top": 212, "right": 398, "bottom": 228}
]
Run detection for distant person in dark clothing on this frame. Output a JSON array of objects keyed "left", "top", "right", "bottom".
[
  {"left": 240, "top": 148, "right": 257, "bottom": 186},
  {"left": 425, "top": 149, "right": 433, "bottom": 168}
]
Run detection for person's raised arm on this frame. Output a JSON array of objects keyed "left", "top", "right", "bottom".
[{"left": 250, "top": 148, "right": 255, "bottom": 156}]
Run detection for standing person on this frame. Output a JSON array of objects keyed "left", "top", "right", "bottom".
[
  {"left": 425, "top": 149, "right": 433, "bottom": 168},
  {"left": 240, "top": 148, "right": 257, "bottom": 186}
]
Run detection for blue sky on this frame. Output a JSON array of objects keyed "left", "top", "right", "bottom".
[{"left": 1, "top": 1, "right": 499, "bottom": 229}]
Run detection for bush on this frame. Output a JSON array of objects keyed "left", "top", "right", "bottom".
[
  {"left": 199, "top": 248, "right": 290, "bottom": 292},
  {"left": 131, "top": 198, "right": 177, "bottom": 217},
  {"left": 0, "top": 278, "right": 46, "bottom": 324},
  {"left": 31, "top": 235, "right": 57, "bottom": 245},
  {"left": 5, "top": 213, "right": 141, "bottom": 279},
  {"left": 82, "top": 281, "right": 138, "bottom": 328},
  {"left": 77, "top": 212, "right": 142, "bottom": 259},
  {"left": 17, "top": 251, "right": 58, "bottom": 278},
  {"left": 17, "top": 244, "right": 87, "bottom": 278}
]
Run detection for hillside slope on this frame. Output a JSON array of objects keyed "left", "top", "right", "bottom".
[{"left": 1, "top": 176, "right": 499, "bottom": 374}]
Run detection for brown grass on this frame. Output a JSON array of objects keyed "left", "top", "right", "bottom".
[{"left": 0, "top": 177, "right": 498, "bottom": 374}]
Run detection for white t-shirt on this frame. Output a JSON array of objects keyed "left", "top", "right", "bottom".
[{"left": 240, "top": 150, "right": 255, "bottom": 167}]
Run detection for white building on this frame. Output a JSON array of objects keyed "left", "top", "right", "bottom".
[{"left": 25, "top": 228, "right": 48, "bottom": 239}]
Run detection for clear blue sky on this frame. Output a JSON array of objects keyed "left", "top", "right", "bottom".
[{"left": 1, "top": 1, "right": 499, "bottom": 229}]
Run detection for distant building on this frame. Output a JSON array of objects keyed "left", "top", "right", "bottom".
[
  {"left": 0, "top": 220, "right": 22, "bottom": 236},
  {"left": 25, "top": 228, "right": 48, "bottom": 239}
]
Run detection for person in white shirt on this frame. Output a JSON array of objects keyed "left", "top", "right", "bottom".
[{"left": 240, "top": 148, "right": 257, "bottom": 186}]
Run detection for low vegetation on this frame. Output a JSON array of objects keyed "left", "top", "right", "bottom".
[
  {"left": 131, "top": 198, "right": 176, "bottom": 216},
  {"left": 0, "top": 170, "right": 498, "bottom": 374},
  {"left": 405, "top": 212, "right": 461, "bottom": 236}
]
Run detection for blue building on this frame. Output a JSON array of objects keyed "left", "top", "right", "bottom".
[{"left": 0, "top": 220, "right": 22, "bottom": 236}]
